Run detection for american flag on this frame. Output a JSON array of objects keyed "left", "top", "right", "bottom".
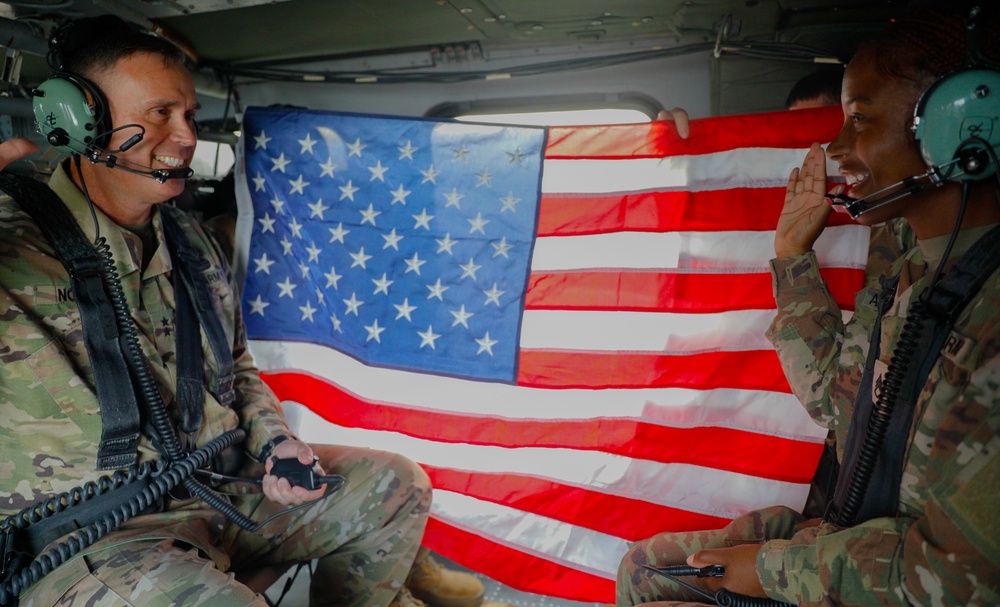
[{"left": 234, "top": 105, "right": 864, "bottom": 603}]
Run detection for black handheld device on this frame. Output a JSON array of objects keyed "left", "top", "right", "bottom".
[{"left": 270, "top": 457, "right": 346, "bottom": 492}]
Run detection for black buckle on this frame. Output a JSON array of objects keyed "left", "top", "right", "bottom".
[
  {"left": 215, "top": 373, "right": 236, "bottom": 406},
  {"left": 65, "top": 256, "right": 104, "bottom": 280},
  {"left": 1, "top": 526, "right": 30, "bottom": 591}
]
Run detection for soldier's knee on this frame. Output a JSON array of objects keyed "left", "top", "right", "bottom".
[
  {"left": 375, "top": 451, "right": 431, "bottom": 516},
  {"left": 385, "top": 451, "right": 431, "bottom": 493},
  {"left": 617, "top": 540, "right": 649, "bottom": 593}
]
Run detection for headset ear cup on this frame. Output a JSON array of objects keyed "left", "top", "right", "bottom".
[
  {"left": 913, "top": 68, "right": 1000, "bottom": 181},
  {"left": 31, "top": 74, "right": 111, "bottom": 155}
]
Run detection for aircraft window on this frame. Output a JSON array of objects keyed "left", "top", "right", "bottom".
[
  {"left": 192, "top": 140, "right": 235, "bottom": 179},
  {"left": 454, "top": 108, "right": 650, "bottom": 126}
]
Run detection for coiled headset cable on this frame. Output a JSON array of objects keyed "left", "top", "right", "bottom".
[
  {"left": 831, "top": 179, "right": 973, "bottom": 528},
  {"left": 0, "top": 161, "right": 342, "bottom": 605}
]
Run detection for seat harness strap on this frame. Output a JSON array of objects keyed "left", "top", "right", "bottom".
[
  {"left": 0, "top": 173, "right": 236, "bottom": 469},
  {"left": 160, "top": 205, "right": 236, "bottom": 411},
  {"left": 830, "top": 224, "right": 1000, "bottom": 524},
  {"left": 0, "top": 172, "right": 141, "bottom": 469}
]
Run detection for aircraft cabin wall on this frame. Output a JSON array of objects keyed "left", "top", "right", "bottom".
[{"left": 223, "top": 52, "right": 714, "bottom": 123}]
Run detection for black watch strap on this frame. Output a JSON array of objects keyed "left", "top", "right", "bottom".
[{"left": 258, "top": 434, "right": 294, "bottom": 463}]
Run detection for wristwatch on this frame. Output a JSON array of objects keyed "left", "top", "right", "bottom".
[{"left": 258, "top": 434, "right": 294, "bottom": 463}]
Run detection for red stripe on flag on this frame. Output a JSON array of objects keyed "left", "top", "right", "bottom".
[
  {"left": 423, "top": 465, "right": 737, "bottom": 540},
  {"left": 260, "top": 370, "right": 819, "bottom": 482},
  {"left": 422, "top": 516, "right": 617, "bottom": 604},
  {"left": 537, "top": 188, "right": 859, "bottom": 236},
  {"left": 545, "top": 105, "right": 844, "bottom": 158},
  {"left": 242, "top": 107, "right": 859, "bottom": 601},
  {"left": 516, "top": 349, "right": 791, "bottom": 392},
  {"left": 525, "top": 268, "right": 862, "bottom": 312}
]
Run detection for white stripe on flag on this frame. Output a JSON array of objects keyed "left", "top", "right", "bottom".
[
  {"left": 541, "top": 148, "right": 833, "bottom": 194},
  {"left": 530, "top": 225, "right": 869, "bottom": 272},
  {"left": 521, "top": 308, "right": 850, "bottom": 352},
  {"left": 430, "top": 490, "right": 627, "bottom": 579},
  {"left": 286, "top": 403, "right": 813, "bottom": 518},
  {"left": 519, "top": 309, "right": 777, "bottom": 352},
  {"left": 249, "top": 341, "right": 828, "bottom": 441}
]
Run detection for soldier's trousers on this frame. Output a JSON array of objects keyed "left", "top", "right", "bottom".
[
  {"left": 616, "top": 505, "right": 812, "bottom": 606},
  {"left": 20, "top": 444, "right": 431, "bottom": 607}
]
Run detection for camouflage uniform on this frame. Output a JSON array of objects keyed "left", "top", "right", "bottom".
[
  {"left": 617, "top": 223, "right": 1000, "bottom": 606},
  {"left": 801, "top": 218, "right": 915, "bottom": 519},
  {"left": 0, "top": 165, "right": 431, "bottom": 606}
]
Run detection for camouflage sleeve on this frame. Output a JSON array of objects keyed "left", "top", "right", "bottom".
[
  {"left": 756, "top": 354, "right": 1000, "bottom": 606},
  {"left": 765, "top": 251, "right": 846, "bottom": 427},
  {"left": 756, "top": 517, "right": 912, "bottom": 605},
  {"left": 757, "top": 463, "right": 1000, "bottom": 605}
]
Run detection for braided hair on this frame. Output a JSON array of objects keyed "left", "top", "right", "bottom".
[{"left": 858, "top": 5, "right": 999, "bottom": 89}]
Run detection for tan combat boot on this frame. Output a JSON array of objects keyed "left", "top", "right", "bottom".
[{"left": 406, "top": 547, "right": 485, "bottom": 607}]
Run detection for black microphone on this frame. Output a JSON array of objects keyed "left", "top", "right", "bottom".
[
  {"left": 150, "top": 167, "right": 195, "bottom": 182},
  {"left": 90, "top": 123, "right": 147, "bottom": 153},
  {"left": 51, "top": 124, "right": 194, "bottom": 183},
  {"left": 86, "top": 150, "right": 194, "bottom": 183},
  {"left": 827, "top": 171, "right": 940, "bottom": 219}
]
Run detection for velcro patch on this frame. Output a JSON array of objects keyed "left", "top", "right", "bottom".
[{"left": 945, "top": 452, "right": 1000, "bottom": 562}]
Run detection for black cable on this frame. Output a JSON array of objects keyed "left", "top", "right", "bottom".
[
  {"left": 0, "top": 165, "right": 343, "bottom": 605},
  {"left": 832, "top": 177, "right": 974, "bottom": 527},
  {"left": 715, "top": 590, "right": 791, "bottom": 607},
  {"left": 832, "top": 301, "right": 926, "bottom": 526},
  {"left": 642, "top": 565, "right": 792, "bottom": 607},
  {"left": 0, "top": 430, "right": 244, "bottom": 605},
  {"left": 211, "top": 40, "right": 837, "bottom": 85},
  {"left": 84, "top": 180, "right": 263, "bottom": 533}
]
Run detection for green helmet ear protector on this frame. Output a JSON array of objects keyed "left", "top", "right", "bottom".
[
  {"left": 913, "top": 68, "right": 1000, "bottom": 182},
  {"left": 32, "top": 72, "right": 112, "bottom": 155}
]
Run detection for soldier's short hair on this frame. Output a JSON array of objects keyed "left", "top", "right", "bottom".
[
  {"left": 51, "top": 14, "right": 187, "bottom": 80},
  {"left": 784, "top": 68, "right": 844, "bottom": 110}
]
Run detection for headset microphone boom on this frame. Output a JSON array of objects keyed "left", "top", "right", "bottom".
[
  {"left": 31, "top": 72, "right": 193, "bottom": 184},
  {"left": 830, "top": 67, "right": 1000, "bottom": 219}
]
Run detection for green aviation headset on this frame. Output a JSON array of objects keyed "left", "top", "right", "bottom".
[
  {"left": 30, "top": 15, "right": 152, "bottom": 156},
  {"left": 32, "top": 71, "right": 113, "bottom": 155},
  {"left": 29, "top": 16, "right": 191, "bottom": 182},
  {"left": 913, "top": 68, "right": 1000, "bottom": 182},
  {"left": 831, "top": 65, "right": 1000, "bottom": 219}
]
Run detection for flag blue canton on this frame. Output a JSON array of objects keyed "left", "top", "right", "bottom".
[{"left": 240, "top": 107, "right": 546, "bottom": 382}]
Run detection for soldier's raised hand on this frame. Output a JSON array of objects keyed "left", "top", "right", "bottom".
[
  {"left": 775, "top": 142, "right": 835, "bottom": 259},
  {"left": 0, "top": 138, "right": 39, "bottom": 172}
]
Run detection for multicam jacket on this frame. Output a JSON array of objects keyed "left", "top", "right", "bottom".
[
  {"left": 0, "top": 165, "right": 292, "bottom": 555},
  {"left": 763, "top": 225, "right": 1000, "bottom": 606}
]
